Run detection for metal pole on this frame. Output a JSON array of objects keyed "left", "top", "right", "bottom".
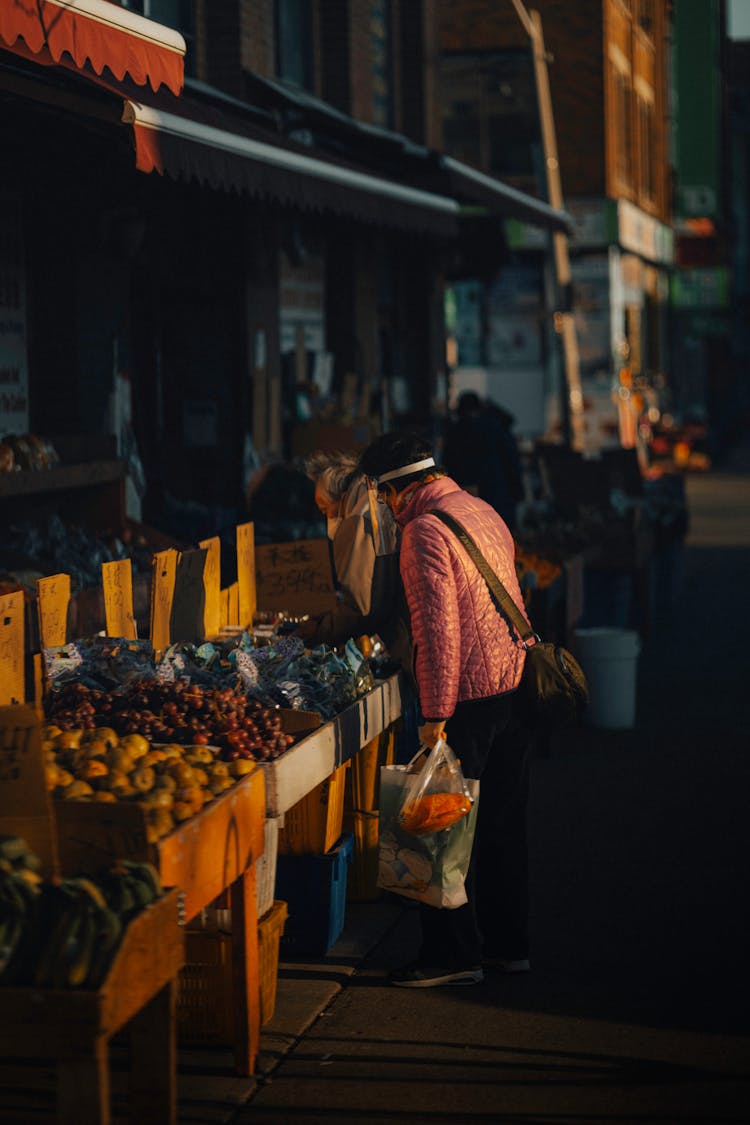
[{"left": 511, "top": 1, "right": 586, "bottom": 450}]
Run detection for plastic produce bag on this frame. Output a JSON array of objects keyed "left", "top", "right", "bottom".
[
  {"left": 398, "top": 740, "right": 473, "bottom": 835},
  {"left": 377, "top": 743, "right": 479, "bottom": 909}
]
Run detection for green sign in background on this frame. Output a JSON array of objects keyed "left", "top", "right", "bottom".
[{"left": 673, "top": 0, "right": 721, "bottom": 218}]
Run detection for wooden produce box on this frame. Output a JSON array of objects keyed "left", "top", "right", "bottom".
[
  {"left": 278, "top": 761, "right": 349, "bottom": 856},
  {"left": 0, "top": 889, "right": 184, "bottom": 1125},
  {"left": 55, "top": 768, "right": 266, "bottom": 925},
  {"left": 261, "top": 674, "right": 403, "bottom": 818}
]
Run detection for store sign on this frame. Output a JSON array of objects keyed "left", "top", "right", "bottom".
[
  {"left": 505, "top": 198, "right": 619, "bottom": 251},
  {"left": 571, "top": 254, "right": 612, "bottom": 376},
  {"left": 0, "top": 197, "right": 29, "bottom": 436},
  {"left": 618, "top": 200, "right": 674, "bottom": 266},
  {"left": 670, "top": 268, "right": 730, "bottom": 309}
]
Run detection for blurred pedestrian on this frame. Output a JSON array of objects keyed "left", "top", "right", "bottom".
[
  {"left": 443, "top": 392, "right": 524, "bottom": 530},
  {"left": 359, "top": 430, "right": 533, "bottom": 988}
]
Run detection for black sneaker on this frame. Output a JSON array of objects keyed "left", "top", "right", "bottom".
[
  {"left": 483, "top": 956, "right": 531, "bottom": 973},
  {"left": 389, "top": 963, "right": 484, "bottom": 988}
]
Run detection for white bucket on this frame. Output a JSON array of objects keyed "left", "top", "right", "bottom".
[{"left": 573, "top": 627, "right": 641, "bottom": 729}]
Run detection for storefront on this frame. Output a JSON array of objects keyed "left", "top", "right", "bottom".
[{"left": 501, "top": 196, "right": 673, "bottom": 452}]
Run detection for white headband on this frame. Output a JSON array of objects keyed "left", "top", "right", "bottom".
[{"left": 377, "top": 457, "right": 435, "bottom": 484}]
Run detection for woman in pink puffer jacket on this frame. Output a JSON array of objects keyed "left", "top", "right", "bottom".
[{"left": 360, "top": 430, "right": 534, "bottom": 989}]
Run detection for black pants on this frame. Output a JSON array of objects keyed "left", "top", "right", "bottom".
[{"left": 418, "top": 694, "right": 532, "bottom": 969}]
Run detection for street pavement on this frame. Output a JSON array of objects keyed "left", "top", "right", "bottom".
[{"left": 187, "top": 458, "right": 750, "bottom": 1125}]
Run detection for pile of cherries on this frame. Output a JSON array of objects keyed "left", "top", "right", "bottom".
[{"left": 45, "top": 679, "right": 294, "bottom": 761}]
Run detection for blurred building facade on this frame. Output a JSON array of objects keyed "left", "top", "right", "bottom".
[
  {"left": 440, "top": 0, "right": 675, "bottom": 451},
  {"left": 727, "top": 32, "right": 750, "bottom": 435},
  {"left": 669, "top": 0, "right": 736, "bottom": 455},
  {"left": 1, "top": 0, "right": 570, "bottom": 535}
]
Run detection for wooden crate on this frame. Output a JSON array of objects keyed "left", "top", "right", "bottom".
[
  {"left": 178, "top": 898, "right": 288, "bottom": 1045},
  {"left": 0, "top": 890, "right": 184, "bottom": 1125},
  {"left": 278, "top": 761, "right": 349, "bottom": 855},
  {"left": 55, "top": 766, "right": 266, "bottom": 923},
  {"left": 53, "top": 767, "right": 266, "bottom": 1077}
]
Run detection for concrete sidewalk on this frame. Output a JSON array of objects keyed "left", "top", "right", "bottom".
[{"left": 178, "top": 467, "right": 750, "bottom": 1124}]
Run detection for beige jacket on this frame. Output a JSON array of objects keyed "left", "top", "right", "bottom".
[{"left": 305, "top": 478, "right": 403, "bottom": 649}]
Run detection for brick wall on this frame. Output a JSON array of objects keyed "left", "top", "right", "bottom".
[
  {"left": 239, "top": 0, "right": 275, "bottom": 78},
  {"left": 202, "top": 0, "right": 243, "bottom": 97},
  {"left": 320, "top": 0, "right": 352, "bottom": 112},
  {"left": 439, "top": 0, "right": 606, "bottom": 198},
  {"left": 349, "top": 0, "right": 375, "bottom": 123}
]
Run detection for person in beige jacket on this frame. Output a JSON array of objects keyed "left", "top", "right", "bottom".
[{"left": 300, "top": 451, "right": 404, "bottom": 652}]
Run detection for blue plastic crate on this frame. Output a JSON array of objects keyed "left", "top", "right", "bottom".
[{"left": 276, "top": 834, "right": 354, "bottom": 956}]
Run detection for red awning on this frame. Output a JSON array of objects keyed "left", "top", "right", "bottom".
[{"left": 0, "top": 0, "right": 185, "bottom": 96}]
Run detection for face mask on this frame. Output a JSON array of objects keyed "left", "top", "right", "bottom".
[{"left": 327, "top": 516, "right": 342, "bottom": 539}]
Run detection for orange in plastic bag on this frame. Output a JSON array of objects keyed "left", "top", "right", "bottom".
[{"left": 399, "top": 791, "right": 473, "bottom": 835}]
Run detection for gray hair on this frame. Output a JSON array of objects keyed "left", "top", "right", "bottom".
[{"left": 305, "top": 450, "right": 360, "bottom": 502}]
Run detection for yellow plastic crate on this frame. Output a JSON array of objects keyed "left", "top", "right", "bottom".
[
  {"left": 178, "top": 928, "right": 235, "bottom": 1045},
  {"left": 344, "top": 729, "right": 396, "bottom": 902},
  {"left": 278, "top": 761, "right": 349, "bottom": 855},
  {"left": 258, "top": 900, "right": 288, "bottom": 1026},
  {"left": 178, "top": 900, "right": 289, "bottom": 1043}
]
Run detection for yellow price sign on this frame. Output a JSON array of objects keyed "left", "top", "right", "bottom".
[
  {"left": 228, "top": 581, "right": 239, "bottom": 627},
  {"left": 151, "top": 549, "right": 178, "bottom": 653},
  {"left": 236, "top": 522, "right": 256, "bottom": 628},
  {"left": 199, "top": 536, "right": 221, "bottom": 640},
  {"left": 36, "top": 573, "right": 71, "bottom": 650},
  {"left": 102, "top": 559, "right": 136, "bottom": 640},
  {"left": 0, "top": 591, "right": 25, "bottom": 706}
]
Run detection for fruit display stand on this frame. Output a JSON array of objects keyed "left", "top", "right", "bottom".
[
  {"left": 0, "top": 705, "right": 185, "bottom": 1123},
  {"left": 261, "top": 672, "right": 404, "bottom": 817},
  {"left": 53, "top": 763, "right": 267, "bottom": 1076},
  {"left": 0, "top": 889, "right": 184, "bottom": 1125}
]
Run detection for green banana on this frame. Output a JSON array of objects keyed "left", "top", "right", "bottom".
[
  {"left": 122, "top": 873, "right": 153, "bottom": 912},
  {"left": 65, "top": 905, "right": 98, "bottom": 989},
  {"left": 0, "top": 874, "right": 28, "bottom": 975},
  {"left": 85, "top": 905, "right": 123, "bottom": 989},
  {"left": 102, "top": 871, "right": 137, "bottom": 920},
  {"left": 33, "top": 881, "right": 90, "bottom": 989},
  {"left": 121, "top": 861, "right": 162, "bottom": 901},
  {"left": 0, "top": 909, "right": 25, "bottom": 975}
]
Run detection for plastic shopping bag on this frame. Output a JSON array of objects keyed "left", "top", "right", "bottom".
[
  {"left": 398, "top": 740, "right": 474, "bottom": 835},
  {"left": 377, "top": 746, "right": 479, "bottom": 909}
]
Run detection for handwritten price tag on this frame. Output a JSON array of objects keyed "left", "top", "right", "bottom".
[
  {"left": 102, "top": 559, "right": 137, "bottom": 639},
  {"left": 37, "top": 573, "right": 71, "bottom": 649},
  {"left": 255, "top": 539, "right": 336, "bottom": 616},
  {"left": 0, "top": 592, "right": 24, "bottom": 705},
  {"left": 0, "top": 703, "right": 58, "bottom": 876},
  {"left": 199, "top": 536, "right": 221, "bottom": 640},
  {"left": 151, "top": 549, "right": 178, "bottom": 653},
  {"left": 236, "top": 522, "right": 256, "bottom": 628}
]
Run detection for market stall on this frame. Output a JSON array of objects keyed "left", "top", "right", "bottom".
[{"left": 1, "top": 517, "right": 405, "bottom": 1102}]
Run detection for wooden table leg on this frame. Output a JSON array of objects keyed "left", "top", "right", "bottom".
[
  {"left": 348, "top": 732, "right": 394, "bottom": 901},
  {"left": 57, "top": 1039, "right": 110, "bottom": 1125},
  {"left": 129, "top": 979, "right": 177, "bottom": 1125},
  {"left": 230, "top": 865, "right": 260, "bottom": 1076}
]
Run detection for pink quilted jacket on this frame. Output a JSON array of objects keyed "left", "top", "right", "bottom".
[{"left": 396, "top": 477, "right": 528, "bottom": 721}]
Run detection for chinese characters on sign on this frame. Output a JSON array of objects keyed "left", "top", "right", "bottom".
[{"left": 255, "top": 539, "right": 336, "bottom": 616}]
